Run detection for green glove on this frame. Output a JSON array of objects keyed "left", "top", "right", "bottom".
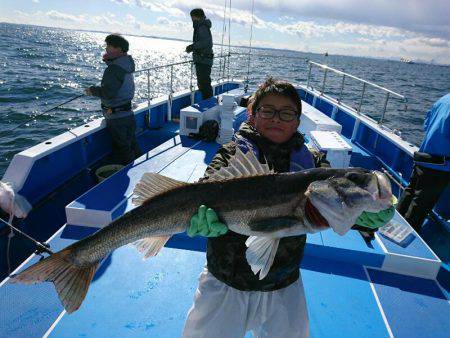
[
  {"left": 355, "top": 196, "right": 397, "bottom": 230},
  {"left": 187, "top": 205, "right": 228, "bottom": 237}
]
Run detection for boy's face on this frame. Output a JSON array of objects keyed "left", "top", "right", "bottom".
[
  {"left": 253, "top": 93, "right": 300, "bottom": 144},
  {"left": 105, "top": 44, "right": 122, "bottom": 55}
]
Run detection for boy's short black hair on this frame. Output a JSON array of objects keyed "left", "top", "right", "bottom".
[
  {"left": 105, "top": 34, "right": 129, "bottom": 53},
  {"left": 251, "top": 77, "right": 302, "bottom": 117},
  {"left": 190, "top": 8, "right": 205, "bottom": 18}
]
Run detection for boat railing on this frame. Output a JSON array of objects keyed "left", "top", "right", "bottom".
[
  {"left": 306, "top": 61, "right": 408, "bottom": 126},
  {"left": 133, "top": 53, "right": 237, "bottom": 120}
]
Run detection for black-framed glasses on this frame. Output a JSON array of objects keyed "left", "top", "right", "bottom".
[{"left": 256, "top": 106, "right": 299, "bottom": 122}]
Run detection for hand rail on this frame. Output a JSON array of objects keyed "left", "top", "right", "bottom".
[
  {"left": 133, "top": 53, "right": 231, "bottom": 74},
  {"left": 133, "top": 53, "right": 236, "bottom": 126},
  {"left": 306, "top": 61, "right": 408, "bottom": 124}
]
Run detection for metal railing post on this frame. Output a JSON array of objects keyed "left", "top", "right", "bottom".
[
  {"left": 306, "top": 63, "right": 312, "bottom": 88},
  {"left": 357, "top": 82, "right": 366, "bottom": 113},
  {"left": 379, "top": 92, "right": 390, "bottom": 124},
  {"left": 338, "top": 74, "right": 345, "bottom": 103},
  {"left": 190, "top": 62, "right": 195, "bottom": 105},
  {"left": 227, "top": 52, "right": 231, "bottom": 82},
  {"left": 146, "top": 69, "right": 151, "bottom": 128},
  {"left": 168, "top": 65, "right": 174, "bottom": 121},
  {"left": 321, "top": 67, "right": 328, "bottom": 95}
]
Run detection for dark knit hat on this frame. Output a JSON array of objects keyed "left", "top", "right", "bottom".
[
  {"left": 105, "top": 34, "right": 129, "bottom": 53},
  {"left": 190, "top": 8, "right": 205, "bottom": 18}
]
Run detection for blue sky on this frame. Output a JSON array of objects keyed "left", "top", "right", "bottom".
[{"left": 1, "top": 0, "right": 450, "bottom": 64}]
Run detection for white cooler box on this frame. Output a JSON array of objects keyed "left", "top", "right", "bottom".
[
  {"left": 299, "top": 104, "right": 342, "bottom": 137},
  {"left": 310, "top": 131, "right": 352, "bottom": 168}
]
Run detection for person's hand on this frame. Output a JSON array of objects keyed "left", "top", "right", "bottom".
[
  {"left": 84, "top": 87, "right": 93, "bottom": 96},
  {"left": 354, "top": 196, "right": 397, "bottom": 230},
  {"left": 187, "top": 205, "right": 228, "bottom": 237},
  {"left": 185, "top": 44, "right": 193, "bottom": 53}
]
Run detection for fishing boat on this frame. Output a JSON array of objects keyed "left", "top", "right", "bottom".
[
  {"left": 0, "top": 50, "right": 449, "bottom": 337},
  {"left": 400, "top": 57, "right": 414, "bottom": 64}
]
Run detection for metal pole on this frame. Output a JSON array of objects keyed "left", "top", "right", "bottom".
[
  {"left": 338, "top": 74, "right": 345, "bottom": 103},
  {"left": 227, "top": 53, "right": 231, "bottom": 82},
  {"left": 227, "top": 0, "right": 231, "bottom": 82},
  {"left": 146, "top": 70, "right": 151, "bottom": 128},
  {"left": 190, "top": 62, "right": 195, "bottom": 105},
  {"left": 306, "top": 63, "right": 312, "bottom": 88},
  {"left": 321, "top": 67, "right": 328, "bottom": 95},
  {"left": 379, "top": 92, "right": 390, "bottom": 124},
  {"left": 357, "top": 82, "right": 366, "bottom": 113},
  {"left": 168, "top": 65, "right": 174, "bottom": 121}
]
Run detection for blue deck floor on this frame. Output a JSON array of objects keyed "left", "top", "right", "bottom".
[{"left": 1, "top": 223, "right": 448, "bottom": 337}]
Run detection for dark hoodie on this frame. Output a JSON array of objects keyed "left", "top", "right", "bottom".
[
  {"left": 190, "top": 18, "right": 213, "bottom": 66},
  {"left": 203, "top": 122, "right": 329, "bottom": 291},
  {"left": 90, "top": 55, "right": 136, "bottom": 119}
]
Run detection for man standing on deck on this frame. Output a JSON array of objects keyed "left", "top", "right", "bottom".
[
  {"left": 185, "top": 8, "right": 214, "bottom": 100},
  {"left": 397, "top": 93, "right": 450, "bottom": 232},
  {"left": 85, "top": 34, "right": 141, "bottom": 165}
]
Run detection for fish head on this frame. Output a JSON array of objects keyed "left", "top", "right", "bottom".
[{"left": 304, "top": 170, "right": 393, "bottom": 235}]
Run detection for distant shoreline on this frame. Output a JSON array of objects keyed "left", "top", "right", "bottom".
[{"left": 2, "top": 21, "right": 448, "bottom": 67}]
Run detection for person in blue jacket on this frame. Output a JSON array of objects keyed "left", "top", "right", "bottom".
[{"left": 397, "top": 93, "right": 450, "bottom": 232}]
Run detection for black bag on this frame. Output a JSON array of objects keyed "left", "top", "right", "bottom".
[{"left": 189, "top": 119, "right": 219, "bottom": 142}]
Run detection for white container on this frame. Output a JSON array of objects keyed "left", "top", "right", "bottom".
[
  {"left": 179, "top": 106, "right": 203, "bottom": 136},
  {"left": 180, "top": 105, "right": 220, "bottom": 136},
  {"left": 221, "top": 93, "right": 237, "bottom": 107},
  {"left": 299, "top": 103, "right": 342, "bottom": 137},
  {"left": 310, "top": 131, "right": 352, "bottom": 168}
]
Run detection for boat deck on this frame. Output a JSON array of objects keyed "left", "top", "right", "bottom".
[{"left": 1, "top": 112, "right": 449, "bottom": 337}]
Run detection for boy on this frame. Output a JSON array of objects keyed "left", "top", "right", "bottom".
[
  {"left": 183, "top": 78, "right": 327, "bottom": 338},
  {"left": 183, "top": 78, "right": 392, "bottom": 337},
  {"left": 85, "top": 34, "right": 141, "bottom": 165}
]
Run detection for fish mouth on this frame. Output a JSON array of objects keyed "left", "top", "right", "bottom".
[{"left": 305, "top": 198, "right": 330, "bottom": 229}]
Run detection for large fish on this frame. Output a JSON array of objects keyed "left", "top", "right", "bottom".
[{"left": 12, "top": 148, "right": 392, "bottom": 313}]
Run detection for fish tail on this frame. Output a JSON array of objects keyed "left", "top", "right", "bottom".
[{"left": 11, "top": 248, "right": 99, "bottom": 313}]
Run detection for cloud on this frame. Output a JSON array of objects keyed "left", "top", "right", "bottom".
[
  {"left": 46, "top": 10, "right": 86, "bottom": 22},
  {"left": 3, "top": 3, "right": 450, "bottom": 64},
  {"left": 110, "top": 0, "right": 185, "bottom": 18},
  {"left": 169, "top": 0, "right": 450, "bottom": 39}
]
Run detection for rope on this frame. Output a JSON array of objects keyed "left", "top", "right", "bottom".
[
  {"left": 6, "top": 93, "right": 84, "bottom": 132},
  {"left": 6, "top": 209, "right": 14, "bottom": 275},
  {"left": 245, "top": 0, "right": 255, "bottom": 93}
]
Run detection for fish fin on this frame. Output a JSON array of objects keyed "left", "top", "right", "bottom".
[
  {"left": 11, "top": 248, "right": 99, "bottom": 313},
  {"left": 132, "top": 173, "right": 185, "bottom": 206},
  {"left": 133, "top": 235, "right": 171, "bottom": 259},
  {"left": 245, "top": 236, "right": 280, "bottom": 280},
  {"left": 209, "top": 147, "right": 273, "bottom": 181}
]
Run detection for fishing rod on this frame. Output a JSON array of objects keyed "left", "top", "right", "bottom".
[
  {"left": 0, "top": 217, "right": 54, "bottom": 255},
  {"left": 7, "top": 93, "right": 85, "bottom": 132}
]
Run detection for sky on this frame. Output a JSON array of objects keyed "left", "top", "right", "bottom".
[{"left": 1, "top": 0, "right": 450, "bottom": 64}]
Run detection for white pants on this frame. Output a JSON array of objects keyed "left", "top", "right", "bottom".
[{"left": 183, "top": 268, "right": 310, "bottom": 338}]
